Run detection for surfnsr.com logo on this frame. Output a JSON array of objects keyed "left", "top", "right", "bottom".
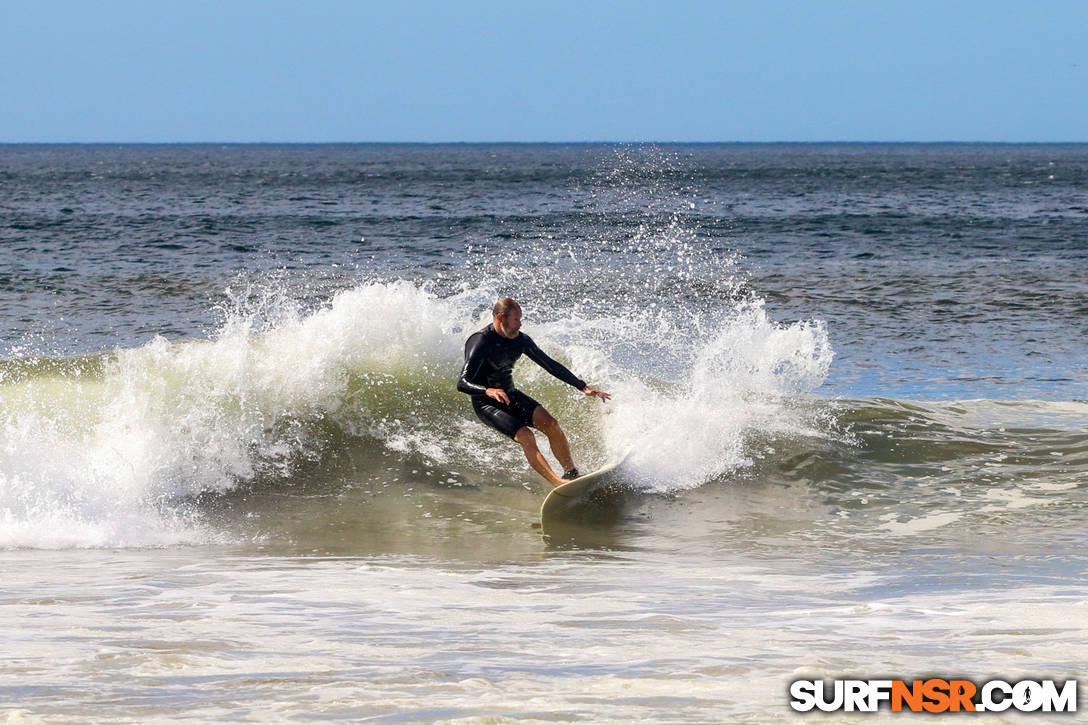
[{"left": 789, "top": 678, "right": 1078, "bottom": 714}]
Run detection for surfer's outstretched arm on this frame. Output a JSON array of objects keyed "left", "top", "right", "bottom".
[
  {"left": 581, "top": 386, "right": 611, "bottom": 402},
  {"left": 522, "top": 336, "right": 610, "bottom": 402}
]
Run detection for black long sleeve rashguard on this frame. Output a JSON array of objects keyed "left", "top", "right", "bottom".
[{"left": 457, "top": 324, "right": 586, "bottom": 396}]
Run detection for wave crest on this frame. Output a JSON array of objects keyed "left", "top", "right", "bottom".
[{"left": 1, "top": 277, "right": 834, "bottom": 548}]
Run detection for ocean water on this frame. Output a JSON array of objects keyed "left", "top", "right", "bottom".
[{"left": 1, "top": 144, "right": 1086, "bottom": 722}]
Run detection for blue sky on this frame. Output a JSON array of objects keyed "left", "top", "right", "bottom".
[{"left": 1, "top": 0, "right": 1085, "bottom": 142}]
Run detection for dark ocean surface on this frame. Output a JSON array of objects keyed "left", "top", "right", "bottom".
[{"left": 1, "top": 144, "right": 1086, "bottom": 722}]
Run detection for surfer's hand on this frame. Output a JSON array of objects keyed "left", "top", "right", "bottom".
[
  {"left": 486, "top": 388, "right": 510, "bottom": 404},
  {"left": 583, "top": 386, "right": 611, "bottom": 402}
]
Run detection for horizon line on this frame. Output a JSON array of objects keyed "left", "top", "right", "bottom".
[{"left": 2, "top": 140, "right": 1088, "bottom": 147}]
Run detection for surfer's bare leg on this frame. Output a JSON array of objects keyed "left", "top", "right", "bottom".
[
  {"left": 513, "top": 427, "right": 564, "bottom": 487},
  {"left": 532, "top": 406, "right": 575, "bottom": 473}
]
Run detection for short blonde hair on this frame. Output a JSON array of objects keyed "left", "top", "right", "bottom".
[{"left": 492, "top": 297, "right": 521, "bottom": 317}]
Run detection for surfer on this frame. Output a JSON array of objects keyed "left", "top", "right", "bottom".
[{"left": 457, "top": 298, "right": 611, "bottom": 487}]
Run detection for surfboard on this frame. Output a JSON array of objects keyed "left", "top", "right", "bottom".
[{"left": 540, "top": 455, "right": 630, "bottom": 519}]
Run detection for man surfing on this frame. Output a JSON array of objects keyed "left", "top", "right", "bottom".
[{"left": 457, "top": 298, "right": 611, "bottom": 487}]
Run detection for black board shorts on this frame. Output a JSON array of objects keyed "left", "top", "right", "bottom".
[{"left": 471, "top": 389, "right": 541, "bottom": 439}]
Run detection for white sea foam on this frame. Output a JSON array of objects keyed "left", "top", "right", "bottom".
[
  {"left": 0, "top": 278, "right": 833, "bottom": 548},
  {"left": 535, "top": 299, "right": 834, "bottom": 490}
]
